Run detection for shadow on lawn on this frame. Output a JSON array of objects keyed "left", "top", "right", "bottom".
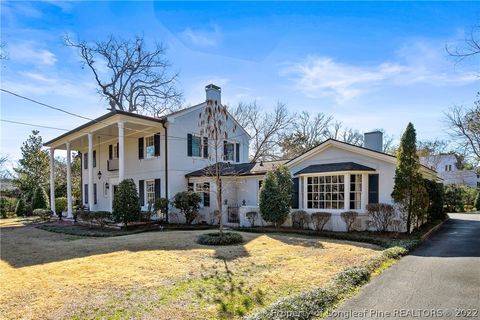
[{"left": 0, "top": 223, "right": 349, "bottom": 268}]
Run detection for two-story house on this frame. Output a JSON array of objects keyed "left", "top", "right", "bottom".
[
  {"left": 45, "top": 84, "right": 439, "bottom": 231},
  {"left": 420, "top": 154, "right": 480, "bottom": 187}
]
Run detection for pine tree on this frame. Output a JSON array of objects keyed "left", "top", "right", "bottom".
[
  {"left": 32, "top": 186, "right": 49, "bottom": 210},
  {"left": 392, "top": 123, "right": 425, "bottom": 233},
  {"left": 13, "top": 131, "right": 49, "bottom": 203},
  {"left": 112, "top": 179, "right": 141, "bottom": 228}
]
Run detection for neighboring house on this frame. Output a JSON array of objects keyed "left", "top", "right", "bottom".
[
  {"left": 420, "top": 154, "right": 480, "bottom": 188},
  {"left": 45, "top": 84, "right": 439, "bottom": 232}
]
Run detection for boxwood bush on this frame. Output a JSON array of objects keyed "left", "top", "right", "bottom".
[
  {"left": 383, "top": 246, "right": 408, "bottom": 259},
  {"left": 33, "top": 208, "right": 53, "bottom": 221},
  {"left": 197, "top": 232, "right": 243, "bottom": 245}
]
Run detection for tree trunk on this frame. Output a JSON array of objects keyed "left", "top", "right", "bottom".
[{"left": 215, "top": 161, "right": 223, "bottom": 234}]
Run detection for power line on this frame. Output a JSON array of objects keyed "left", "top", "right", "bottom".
[
  {"left": 1, "top": 119, "right": 69, "bottom": 131},
  {"left": 1, "top": 88, "right": 248, "bottom": 142}
]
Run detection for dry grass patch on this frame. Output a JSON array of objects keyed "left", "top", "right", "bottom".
[{"left": 0, "top": 225, "right": 381, "bottom": 320}]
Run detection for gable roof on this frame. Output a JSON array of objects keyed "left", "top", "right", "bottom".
[
  {"left": 294, "top": 162, "right": 375, "bottom": 175},
  {"left": 186, "top": 160, "right": 287, "bottom": 177}
]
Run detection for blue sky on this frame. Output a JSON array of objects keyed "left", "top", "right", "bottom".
[{"left": 1, "top": 1, "right": 479, "bottom": 166}]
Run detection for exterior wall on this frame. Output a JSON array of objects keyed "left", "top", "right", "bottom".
[
  {"left": 167, "top": 105, "right": 250, "bottom": 210},
  {"left": 79, "top": 104, "right": 251, "bottom": 213},
  {"left": 80, "top": 125, "right": 166, "bottom": 212},
  {"left": 421, "top": 154, "right": 480, "bottom": 187},
  {"left": 289, "top": 145, "right": 397, "bottom": 206}
]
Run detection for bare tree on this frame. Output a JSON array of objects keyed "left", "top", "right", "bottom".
[
  {"left": 324, "top": 121, "right": 363, "bottom": 146},
  {"left": 199, "top": 100, "right": 238, "bottom": 234},
  {"left": 231, "top": 101, "right": 291, "bottom": 161},
  {"left": 280, "top": 111, "right": 332, "bottom": 159},
  {"left": 445, "top": 96, "right": 480, "bottom": 164},
  {"left": 65, "top": 35, "right": 182, "bottom": 117},
  {"left": 446, "top": 25, "right": 480, "bottom": 65}
]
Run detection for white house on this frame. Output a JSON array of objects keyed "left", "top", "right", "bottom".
[
  {"left": 420, "top": 154, "right": 479, "bottom": 188},
  {"left": 45, "top": 84, "right": 439, "bottom": 231}
]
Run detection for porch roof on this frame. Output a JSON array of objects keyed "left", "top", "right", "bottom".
[
  {"left": 294, "top": 162, "right": 375, "bottom": 175},
  {"left": 185, "top": 160, "right": 287, "bottom": 177},
  {"left": 44, "top": 110, "right": 165, "bottom": 147}
]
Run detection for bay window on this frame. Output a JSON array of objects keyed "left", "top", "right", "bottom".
[{"left": 307, "top": 175, "right": 345, "bottom": 209}]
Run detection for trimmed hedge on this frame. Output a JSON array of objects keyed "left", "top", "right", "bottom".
[
  {"left": 383, "top": 246, "right": 408, "bottom": 259},
  {"left": 197, "top": 232, "right": 243, "bottom": 245},
  {"left": 33, "top": 208, "right": 53, "bottom": 221},
  {"left": 76, "top": 211, "right": 113, "bottom": 227}
]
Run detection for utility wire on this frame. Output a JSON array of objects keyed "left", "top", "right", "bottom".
[{"left": 1, "top": 88, "right": 248, "bottom": 141}]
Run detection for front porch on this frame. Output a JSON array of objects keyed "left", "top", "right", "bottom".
[{"left": 44, "top": 110, "right": 166, "bottom": 217}]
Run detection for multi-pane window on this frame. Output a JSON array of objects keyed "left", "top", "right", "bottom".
[
  {"left": 192, "top": 135, "right": 202, "bottom": 157},
  {"left": 145, "top": 136, "right": 155, "bottom": 158},
  {"left": 350, "top": 174, "right": 362, "bottom": 209},
  {"left": 146, "top": 180, "right": 155, "bottom": 205},
  {"left": 225, "top": 142, "right": 235, "bottom": 161},
  {"left": 113, "top": 144, "right": 119, "bottom": 159},
  {"left": 307, "top": 175, "right": 345, "bottom": 209}
]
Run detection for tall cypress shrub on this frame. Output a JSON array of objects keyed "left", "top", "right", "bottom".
[
  {"left": 392, "top": 123, "right": 426, "bottom": 233},
  {"left": 259, "top": 165, "right": 292, "bottom": 227},
  {"left": 112, "top": 179, "right": 141, "bottom": 228},
  {"left": 32, "top": 186, "right": 49, "bottom": 210}
]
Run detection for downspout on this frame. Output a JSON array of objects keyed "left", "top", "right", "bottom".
[{"left": 162, "top": 122, "right": 169, "bottom": 223}]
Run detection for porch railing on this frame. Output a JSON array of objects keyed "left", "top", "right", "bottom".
[{"left": 107, "top": 159, "right": 119, "bottom": 171}]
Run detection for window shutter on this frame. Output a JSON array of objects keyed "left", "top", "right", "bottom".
[
  {"left": 291, "top": 177, "right": 299, "bottom": 209},
  {"left": 187, "top": 134, "right": 193, "bottom": 157},
  {"left": 368, "top": 174, "right": 379, "bottom": 204},
  {"left": 203, "top": 137, "right": 208, "bottom": 159},
  {"left": 84, "top": 184, "right": 88, "bottom": 204},
  {"left": 188, "top": 182, "right": 194, "bottom": 192},
  {"left": 154, "top": 132, "right": 160, "bottom": 157},
  {"left": 138, "top": 137, "right": 144, "bottom": 159},
  {"left": 109, "top": 145, "right": 113, "bottom": 160},
  {"left": 155, "top": 179, "right": 161, "bottom": 200},
  {"left": 139, "top": 180, "right": 145, "bottom": 206},
  {"left": 203, "top": 182, "right": 210, "bottom": 207},
  {"left": 235, "top": 143, "right": 240, "bottom": 162},
  {"left": 84, "top": 153, "right": 88, "bottom": 169},
  {"left": 116, "top": 143, "right": 119, "bottom": 158},
  {"left": 93, "top": 150, "right": 97, "bottom": 168},
  {"left": 223, "top": 141, "right": 228, "bottom": 161},
  {"left": 94, "top": 183, "right": 97, "bottom": 204}
]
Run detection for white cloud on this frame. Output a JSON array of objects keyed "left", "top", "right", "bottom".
[
  {"left": 180, "top": 25, "right": 221, "bottom": 47},
  {"left": 9, "top": 42, "right": 57, "bottom": 66},
  {"left": 281, "top": 41, "right": 477, "bottom": 103}
]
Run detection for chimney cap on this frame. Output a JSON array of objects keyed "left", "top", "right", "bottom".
[
  {"left": 205, "top": 84, "right": 221, "bottom": 91},
  {"left": 364, "top": 130, "right": 383, "bottom": 135}
]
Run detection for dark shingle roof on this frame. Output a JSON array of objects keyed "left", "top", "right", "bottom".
[
  {"left": 294, "top": 162, "right": 375, "bottom": 175},
  {"left": 185, "top": 160, "right": 287, "bottom": 177}
]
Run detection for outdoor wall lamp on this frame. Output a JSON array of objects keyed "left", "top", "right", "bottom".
[{"left": 97, "top": 171, "right": 102, "bottom": 180}]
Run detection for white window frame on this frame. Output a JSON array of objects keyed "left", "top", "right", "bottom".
[
  {"left": 194, "top": 182, "right": 208, "bottom": 207},
  {"left": 112, "top": 144, "right": 119, "bottom": 159},
  {"left": 306, "top": 174, "right": 345, "bottom": 210},
  {"left": 145, "top": 135, "right": 155, "bottom": 159},
  {"left": 145, "top": 180, "right": 155, "bottom": 206},
  {"left": 191, "top": 135, "right": 203, "bottom": 158},
  {"left": 350, "top": 174, "right": 362, "bottom": 210},
  {"left": 225, "top": 141, "right": 236, "bottom": 162}
]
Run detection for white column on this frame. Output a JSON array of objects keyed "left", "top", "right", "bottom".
[
  {"left": 118, "top": 121, "right": 125, "bottom": 182},
  {"left": 49, "top": 148, "right": 56, "bottom": 215},
  {"left": 66, "top": 142, "right": 73, "bottom": 218},
  {"left": 361, "top": 173, "right": 369, "bottom": 210},
  {"left": 344, "top": 173, "right": 350, "bottom": 211},
  {"left": 88, "top": 133, "right": 94, "bottom": 210}
]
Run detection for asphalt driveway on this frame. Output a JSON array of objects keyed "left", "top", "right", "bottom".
[{"left": 327, "top": 214, "right": 480, "bottom": 320}]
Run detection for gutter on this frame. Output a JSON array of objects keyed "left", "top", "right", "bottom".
[{"left": 162, "top": 122, "right": 169, "bottom": 223}]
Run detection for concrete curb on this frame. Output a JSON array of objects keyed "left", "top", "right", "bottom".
[{"left": 420, "top": 217, "right": 449, "bottom": 242}]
